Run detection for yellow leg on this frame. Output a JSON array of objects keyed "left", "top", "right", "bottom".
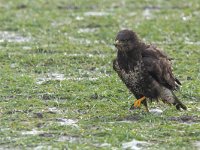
[{"left": 133, "top": 96, "right": 146, "bottom": 108}]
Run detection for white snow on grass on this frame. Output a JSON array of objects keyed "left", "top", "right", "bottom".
[
  {"left": 194, "top": 141, "right": 200, "bottom": 149},
  {"left": 122, "top": 139, "right": 149, "bottom": 150},
  {"left": 36, "top": 73, "right": 65, "bottom": 84},
  {"left": 84, "top": 11, "right": 109, "bottom": 16},
  {"left": 56, "top": 118, "right": 78, "bottom": 127},
  {"left": 94, "top": 143, "right": 111, "bottom": 148},
  {"left": 58, "top": 135, "right": 79, "bottom": 142},
  {"left": 48, "top": 107, "right": 62, "bottom": 114},
  {"left": 78, "top": 28, "right": 98, "bottom": 33},
  {"left": 34, "top": 145, "right": 52, "bottom": 150},
  {"left": 21, "top": 129, "right": 43, "bottom": 135},
  {"left": 149, "top": 108, "right": 163, "bottom": 115},
  {"left": 0, "top": 31, "right": 31, "bottom": 43},
  {"left": 64, "top": 53, "right": 106, "bottom": 58},
  {"left": 36, "top": 73, "right": 101, "bottom": 84}
]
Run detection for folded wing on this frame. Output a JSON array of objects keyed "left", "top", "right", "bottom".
[{"left": 142, "top": 45, "right": 181, "bottom": 90}]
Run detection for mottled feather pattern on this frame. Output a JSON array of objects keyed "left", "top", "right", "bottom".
[
  {"left": 114, "top": 59, "right": 144, "bottom": 94},
  {"left": 113, "top": 30, "right": 187, "bottom": 110}
]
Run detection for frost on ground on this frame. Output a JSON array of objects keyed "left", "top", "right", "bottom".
[
  {"left": 58, "top": 135, "right": 80, "bottom": 142},
  {"left": 56, "top": 118, "right": 78, "bottom": 127},
  {"left": 122, "top": 139, "right": 149, "bottom": 150},
  {"left": 0, "top": 31, "right": 31, "bottom": 43},
  {"left": 84, "top": 12, "right": 109, "bottom": 16},
  {"left": 36, "top": 67, "right": 110, "bottom": 83},
  {"left": 36, "top": 73, "right": 65, "bottom": 84},
  {"left": 149, "top": 108, "right": 163, "bottom": 115},
  {"left": 143, "top": 9, "right": 153, "bottom": 19},
  {"left": 77, "top": 28, "right": 98, "bottom": 33},
  {"left": 48, "top": 107, "right": 62, "bottom": 114},
  {"left": 36, "top": 72, "right": 99, "bottom": 83},
  {"left": 68, "top": 36, "right": 91, "bottom": 45},
  {"left": 94, "top": 143, "right": 111, "bottom": 148},
  {"left": 21, "top": 129, "right": 43, "bottom": 135},
  {"left": 64, "top": 53, "right": 107, "bottom": 58},
  {"left": 65, "top": 77, "right": 99, "bottom": 81},
  {"left": 194, "top": 141, "right": 200, "bottom": 149},
  {"left": 34, "top": 145, "right": 52, "bottom": 150}
]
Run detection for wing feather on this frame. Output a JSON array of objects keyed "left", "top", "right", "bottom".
[{"left": 142, "top": 45, "right": 180, "bottom": 90}]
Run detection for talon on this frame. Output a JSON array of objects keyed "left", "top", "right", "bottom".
[
  {"left": 131, "top": 96, "right": 146, "bottom": 109},
  {"left": 134, "top": 99, "right": 142, "bottom": 108}
]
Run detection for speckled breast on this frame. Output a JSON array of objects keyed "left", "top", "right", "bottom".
[{"left": 114, "top": 60, "right": 144, "bottom": 94}]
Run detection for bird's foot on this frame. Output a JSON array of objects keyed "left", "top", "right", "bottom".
[
  {"left": 134, "top": 99, "right": 142, "bottom": 108},
  {"left": 130, "top": 96, "right": 146, "bottom": 110}
]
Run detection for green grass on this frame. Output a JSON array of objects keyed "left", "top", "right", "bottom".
[{"left": 0, "top": 0, "right": 200, "bottom": 149}]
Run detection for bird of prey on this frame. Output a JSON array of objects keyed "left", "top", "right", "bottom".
[{"left": 113, "top": 29, "right": 187, "bottom": 111}]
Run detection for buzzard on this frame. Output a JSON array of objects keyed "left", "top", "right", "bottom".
[{"left": 113, "top": 29, "right": 187, "bottom": 111}]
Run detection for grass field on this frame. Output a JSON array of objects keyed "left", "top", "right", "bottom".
[{"left": 0, "top": 0, "right": 200, "bottom": 149}]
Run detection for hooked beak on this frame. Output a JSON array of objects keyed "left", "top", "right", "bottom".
[{"left": 114, "top": 40, "right": 122, "bottom": 46}]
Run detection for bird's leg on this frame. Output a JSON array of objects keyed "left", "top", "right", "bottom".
[
  {"left": 130, "top": 96, "right": 146, "bottom": 110},
  {"left": 142, "top": 99, "right": 149, "bottom": 112}
]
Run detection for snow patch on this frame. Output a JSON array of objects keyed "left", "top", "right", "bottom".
[
  {"left": 0, "top": 31, "right": 31, "bottom": 43},
  {"left": 84, "top": 12, "right": 109, "bottom": 16},
  {"left": 34, "top": 145, "right": 52, "bottom": 150},
  {"left": 78, "top": 28, "right": 98, "bottom": 33},
  {"left": 76, "top": 16, "right": 84, "bottom": 20},
  {"left": 194, "top": 141, "right": 200, "bottom": 149},
  {"left": 56, "top": 118, "right": 78, "bottom": 127},
  {"left": 108, "top": 120, "right": 133, "bottom": 124},
  {"left": 36, "top": 71, "right": 108, "bottom": 84},
  {"left": 68, "top": 36, "right": 91, "bottom": 45},
  {"left": 94, "top": 143, "right": 111, "bottom": 147},
  {"left": 21, "top": 129, "right": 43, "bottom": 135},
  {"left": 36, "top": 73, "right": 65, "bottom": 84},
  {"left": 149, "top": 108, "right": 163, "bottom": 115},
  {"left": 197, "top": 107, "right": 200, "bottom": 111},
  {"left": 51, "top": 19, "right": 71, "bottom": 27},
  {"left": 143, "top": 9, "right": 152, "bottom": 19},
  {"left": 122, "top": 139, "right": 148, "bottom": 150},
  {"left": 58, "top": 135, "right": 79, "bottom": 142},
  {"left": 185, "top": 41, "right": 200, "bottom": 45},
  {"left": 64, "top": 53, "right": 106, "bottom": 58},
  {"left": 48, "top": 107, "right": 62, "bottom": 114},
  {"left": 65, "top": 77, "right": 99, "bottom": 81},
  {"left": 22, "top": 46, "right": 32, "bottom": 50}
]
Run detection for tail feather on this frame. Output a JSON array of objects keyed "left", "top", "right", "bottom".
[
  {"left": 172, "top": 92, "right": 187, "bottom": 110},
  {"left": 175, "top": 78, "right": 181, "bottom": 85},
  {"left": 160, "top": 87, "right": 187, "bottom": 110},
  {"left": 174, "top": 78, "right": 181, "bottom": 90}
]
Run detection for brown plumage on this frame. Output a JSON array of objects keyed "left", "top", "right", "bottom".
[{"left": 113, "top": 29, "right": 187, "bottom": 111}]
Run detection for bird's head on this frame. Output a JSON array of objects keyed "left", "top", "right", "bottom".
[{"left": 114, "top": 30, "right": 139, "bottom": 52}]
